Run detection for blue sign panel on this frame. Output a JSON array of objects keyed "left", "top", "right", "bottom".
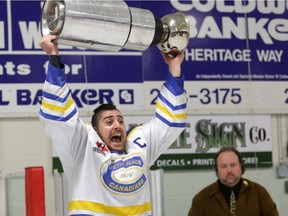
[
  {"left": 0, "top": 0, "right": 8, "bottom": 51},
  {"left": 142, "top": 0, "right": 288, "bottom": 81}
]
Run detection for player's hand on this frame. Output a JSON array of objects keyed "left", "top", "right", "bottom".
[
  {"left": 39, "top": 35, "right": 59, "bottom": 56},
  {"left": 161, "top": 50, "right": 185, "bottom": 77}
]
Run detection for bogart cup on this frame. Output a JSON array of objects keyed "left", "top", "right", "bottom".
[{"left": 41, "top": 0, "right": 190, "bottom": 54}]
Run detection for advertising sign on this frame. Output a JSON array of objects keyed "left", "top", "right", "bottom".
[{"left": 123, "top": 114, "right": 273, "bottom": 170}]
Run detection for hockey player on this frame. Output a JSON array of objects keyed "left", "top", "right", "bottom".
[{"left": 39, "top": 35, "right": 187, "bottom": 216}]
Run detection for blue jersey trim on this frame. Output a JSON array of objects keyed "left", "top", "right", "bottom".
[
  {"left": 46, "top": 64, "right": 66, "bottom": 87},
  {"left": 156, "top": 113, "right": 186, "bottom": 128},
  {"left": 39, "top": 107, "right": 77, "bottom": 122},
  {"left": 158, "top": 94, "right": 186, "bottom": 111},
  {"left": 70, "top": 214, "right": 93, "bottom": 216},
  {"left": 164, "top": 73, "right": 185, "bottom": 96},
  {"left": 42, "top": 90, "right": 71, "bottom": 103}
]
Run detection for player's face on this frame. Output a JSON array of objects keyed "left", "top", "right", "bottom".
[
  {"left": 217, "top": 151, "right": 242, "bottom": 188},
  {"left": 96, "top": 109, "right": 126, "bottom": 152}
]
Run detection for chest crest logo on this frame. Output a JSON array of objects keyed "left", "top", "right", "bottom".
[{"left": 100, "top": 155, "right": 146, "bottom": 195}]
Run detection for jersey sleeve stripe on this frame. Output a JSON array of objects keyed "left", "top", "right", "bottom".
[
  {"left": 43, "top": 80, "right": 71, "bottom": 100},
  {"left": 41, "top": 98, "right": 74, "bottom": 113},
  {"left": 42, "top": 89, "right": 70, "bottom": 103},
  {"left": 39, "top": 107, "right": 77, "bottom": 122},
  {"left": 158, "top": 93, "right": 186, "bottom": 111},
  {"left": 155, "top": 112, "right": 186, "bottom": 128},
  {"left": 156, "top": 102, "right": 186, "bottom": 119}
]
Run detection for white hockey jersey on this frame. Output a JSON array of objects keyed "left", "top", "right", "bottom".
[{"left": 39, "top": 64, "right": 187, "bottom": 216}]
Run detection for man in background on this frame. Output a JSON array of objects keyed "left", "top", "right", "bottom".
[{"left": 188, "top": 146, "right": 278, "bottom": 216}]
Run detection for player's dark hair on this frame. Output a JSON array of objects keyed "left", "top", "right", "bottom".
[
  {"left": 214, "top": 146, "right": 245, "bottom": 175},
  {"left": 91, "top": 104, "right": 118, "bottom": 128}
]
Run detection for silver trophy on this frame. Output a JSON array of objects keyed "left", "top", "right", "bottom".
[{"left": 41, "top": 0, "right": 190, "bottom": 55}]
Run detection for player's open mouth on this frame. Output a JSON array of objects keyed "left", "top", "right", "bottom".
[{"left": 111, "top": 135, "right": 121, "bottom": 143}]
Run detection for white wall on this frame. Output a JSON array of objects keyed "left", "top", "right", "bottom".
[
  {"left": 0, "top": 115, "right": 287, "bottom": 216},
  {"left": 0, "top": 118, "right": 55, "bottom": 216}
]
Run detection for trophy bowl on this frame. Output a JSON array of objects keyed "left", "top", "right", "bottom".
[{"left": 158, "top": 12, "right": 190, "bottom": 55}]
